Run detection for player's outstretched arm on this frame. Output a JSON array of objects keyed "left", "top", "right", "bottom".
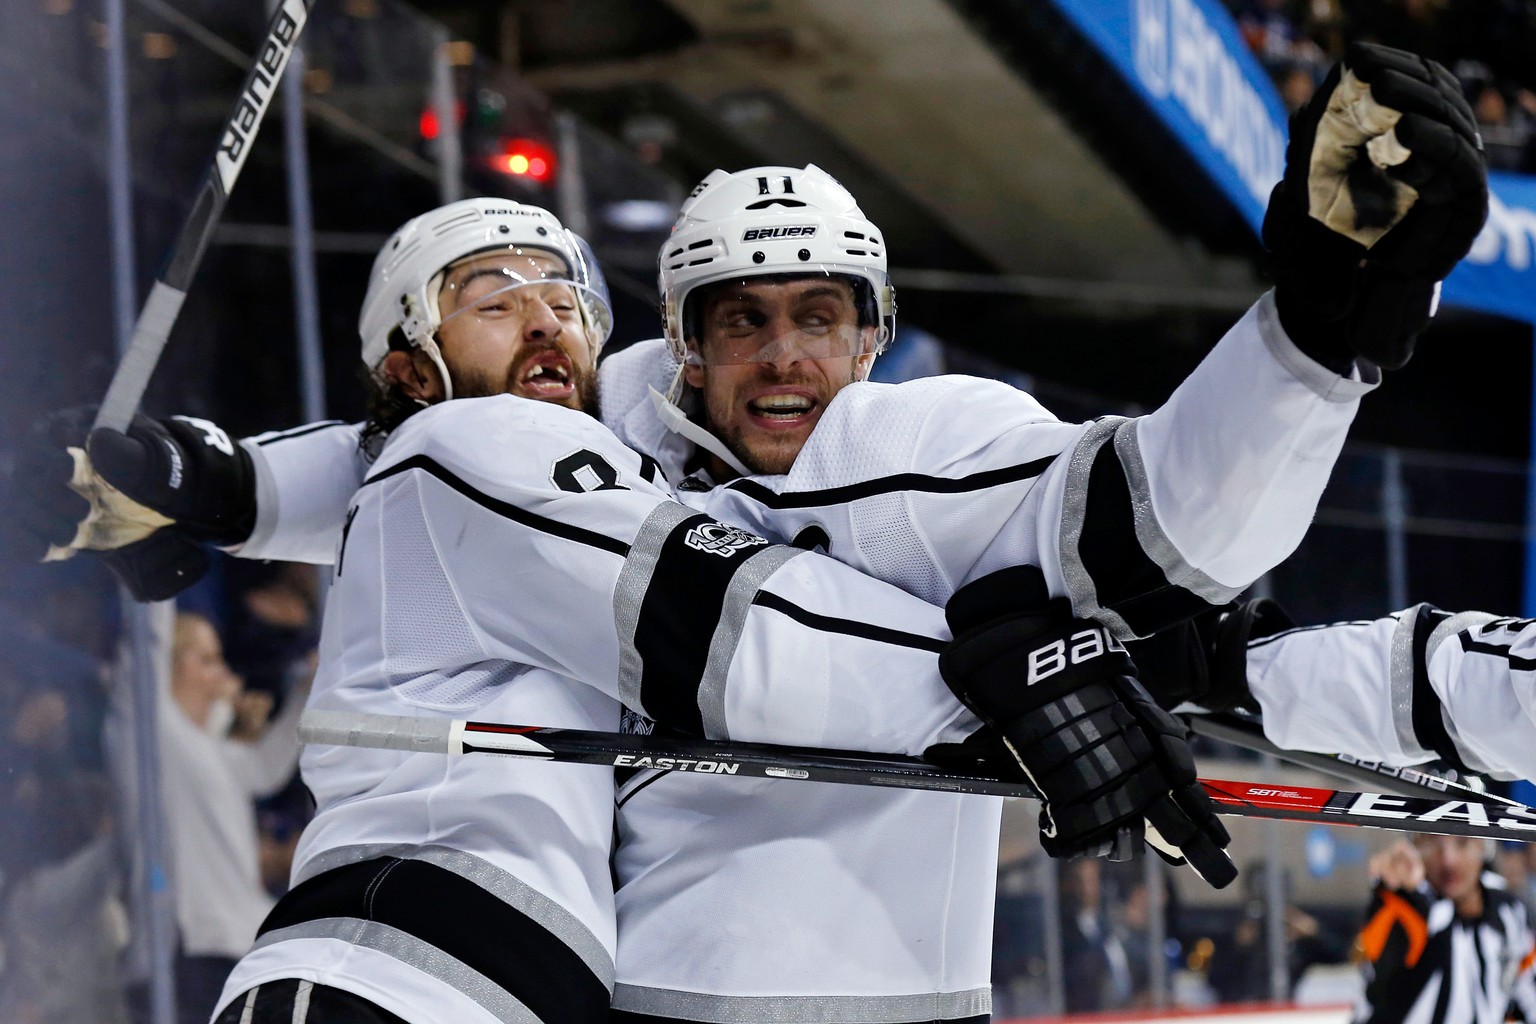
[
  {"left": 927, "top": 565, "right": 1237, "bottom": 888},
  {"left": 1263, "top": 42, "right": 1488, "bottom": 371},
  {"left": 1135, "top": 599, "right": 1536, "bottom": 783},
  {"left": 8, "top": 407, "right": 363, "bottom": 600}
]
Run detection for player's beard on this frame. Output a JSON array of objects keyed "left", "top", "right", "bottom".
[{"left": 455, "top": 343, "right": 600, "bottom": 417}]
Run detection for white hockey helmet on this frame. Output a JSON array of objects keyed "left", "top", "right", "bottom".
[
  {"left": 359, "top": 197, "right": 613, "bottom": 399},
  {"left": 658, "top": 164, "right": 895, "bottom": 366}
]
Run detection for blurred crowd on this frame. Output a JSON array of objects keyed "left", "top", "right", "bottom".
[
  {"left": 1223, "top": 0, "right": 1536, "bottom": 171},
  {"left": 0, "top": 553, "right": 319, "bottom": 1024}
]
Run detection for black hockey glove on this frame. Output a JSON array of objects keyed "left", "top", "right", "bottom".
[
  {"left": 87, "top": 413, "right": 257, "bottom": 546},
  {"left": 5, "top": 408, "right": 255, "bottom": 601},
  {"left": 1263, "top": 42, "right": 1487, "bottom": 370},
  {"left": 928, "top": 566, "right": 1237, "bottom": 889},
  {"left": 1128, "top": 598, "right": 1295, "bottom": 714}
]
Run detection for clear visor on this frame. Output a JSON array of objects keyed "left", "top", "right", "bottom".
[
  {"left": 684, "top": 321, "right": 884, "bottom": 366},
  {"left": 436, "top": 248, "right": 594, "bottom": 332},
  {"left": 681, "top": 273, "right": 888, "bottom": 366}
]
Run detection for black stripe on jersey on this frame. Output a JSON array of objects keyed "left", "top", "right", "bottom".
[
  {"left": 252, "top": 420, "right": 348, "bottom": 445},
  {"left": 752, "top": 591, "right": 948, "bottom": 653},
  {"left": 1410, "top": 605, "right": 1471, "bottom": 774},
  {"left": 259, "top": 856, "right": 609, "bottom": 1022},
  {"left": 632, "top": 514, "right": 776, "bottom": 733},
  {"left": 1460, "top": 635, "right": 1536, "bottom": 672},
  {"left": 365, "top": 454, "right": 631, "bottom": 556},
  {"left": 1076, "top": 440, "right": 1219, "bottom": 633},
  {"left": 722, "top": 456, "right": 1056, "bottom": 509}
]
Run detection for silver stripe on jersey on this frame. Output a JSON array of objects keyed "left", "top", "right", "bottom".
[
  {"left": 1057, "top": 417, "right": 1128, "bottom": 635},
  {"left": 615, "top": 502, "right": 700, "bottom": 713},
  {"left": 238, "top": 987, "right": 257, "bottom": 1024},
  {"left": 1427, "top": 610, "right": 1500, "bottom": 776},
  {"left": 1389, "top": 604, "right": 1431, "bottom": 760},
  {"left": 610, "top": 982, "right": 992, "bottom": 1023},
  {"left": 291, "top": 843, "right": 615, "bottom": 988},
  {"left": 252, "top": 920, "right": 543, "bottom": 1024},
  {"left": 699, "top": 544, "right": 806, "bottom": 738},
  {"left": 291, "top": 980, "right": 313, "bottom": 1024},
  {"left": 1112, "top": 421, "right": 1246, "bottom": 609}
]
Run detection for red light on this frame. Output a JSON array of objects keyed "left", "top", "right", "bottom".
[
  {"left": 418, "top": 100, "right": 466, "bottom": 142},
  {"left": 499, "top": 138, "right": 555, "bottom": 183}
]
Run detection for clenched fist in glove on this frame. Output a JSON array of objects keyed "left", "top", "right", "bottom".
[
  {"left": 7, "top": 408, "right": 256, "bottom": 601},
  {"left": 929, "top": 565, "right": 1237, "bottom": 888},
  {"left": 1264, "top": 42, "right": 1487, "bottom": 370}
]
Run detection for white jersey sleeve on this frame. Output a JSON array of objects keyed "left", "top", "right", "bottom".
[
  {"left": 693, "top": 291, "right": 1377, "bottom": 636},
  {"left": 239, "top": 421, "right": 366, "bottom": 563},
  {"left": 1248, "top": 605, "right": 1536, "bottom": 781},
  {"left": 340, "top": 395, "right": 974, "bottom": 754}
]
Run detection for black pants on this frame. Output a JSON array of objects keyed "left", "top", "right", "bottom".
[{"left": 213, "top": 980, "right": 408, "bottom": 1024}]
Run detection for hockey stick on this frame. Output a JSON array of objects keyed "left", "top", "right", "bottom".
[
  {"left": 1186, "top": 711, "right": 1531, "bottom": 809},
  {"left": 95, "top": 0, "right": 314, "bottom": 434},
  {"left": 300, "top": 709, "right": 1536, "bottom": 843},
  {"left": 45, "top": 0, "right": 315, "bottom": 562}
]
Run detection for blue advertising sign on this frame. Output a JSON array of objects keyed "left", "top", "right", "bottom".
[
  {"left": 1051, "top": 0, "right": 1289, "bottom": 231},
  {"left": 1451, "top": 172, "right": 1536, "bottom": 326},
  {"left": 1047, "top": 0, "right": 1536, "bottom": 326}
]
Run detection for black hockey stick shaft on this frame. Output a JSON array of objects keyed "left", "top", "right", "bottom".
[
  {"left": 1186, "top": 711, "right": 1531, "bottom": 809},
  {"left": 300, "top": 710, "right": 1536, "bottom": 843},
  {"left": 94, "top": 0, "right": 315, "bottom": 433}
]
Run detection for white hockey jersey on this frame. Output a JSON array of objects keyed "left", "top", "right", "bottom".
[
  {"left": 217, "top": 396, "right": 981, "bottom": 1024},
  {"left": 1248, "top": 605, "right": 1536, "bottom": 781},
  {"left": 232, "top": 290, "right": 1379, "bottom": 1023}
]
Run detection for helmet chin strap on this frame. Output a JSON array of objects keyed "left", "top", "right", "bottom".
[
  {"left": 648, "top": 363, "right": 752, "bottom": 479},
  {"left": 420, "top": 335, "right": 455, "bottom": 403}
]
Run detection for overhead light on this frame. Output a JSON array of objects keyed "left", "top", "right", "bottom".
[
  {"left": 495, "top": 138, "right": 556, "bottom": 184},
  {"left": 418, "top": 100, "right": 466, "bottom": 141}
]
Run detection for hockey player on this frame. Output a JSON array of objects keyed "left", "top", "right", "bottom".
[
  {"left": 1140, "top": 599, "right": 1536, "bottom": 783},
  {"left": 16, "top": 41, "right": 1487, "bottom": 1024},
  {"left": 1355, "top": 834, "right": 1536, "bottom": 1024}
]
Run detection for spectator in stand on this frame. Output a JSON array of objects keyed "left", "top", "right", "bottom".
[
  {"left": 1207, "top": 861, "right": 1351, "bottom": 1003},
  {"left": 1355, "top": 836, "right": 1536, "bottom": 1024},
  {"left": 1469, "top": 78, "right": 1535, "bottom": 172},
  {"left": 1060, "top": 858, "right": 1135, "bottom": 1012},
  {"left": 157, "top": 611, "right": 305, "bottom": 1024}
]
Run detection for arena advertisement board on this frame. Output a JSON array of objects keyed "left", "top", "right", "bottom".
[{"left": 1052, "top": 0, "right": 1536, "bottom": 325}]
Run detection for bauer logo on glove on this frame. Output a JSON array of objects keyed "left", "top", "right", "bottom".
[{"left": 1027, "top": 624, "right": 1125, "bottom": 686}]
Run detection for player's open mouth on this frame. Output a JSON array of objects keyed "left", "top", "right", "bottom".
[
  {"left": 746, "top": 391, "right": 816, "bottom": 426},
  {"left": 516, "top": 352, "right": 574, "bottom": 398}
]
